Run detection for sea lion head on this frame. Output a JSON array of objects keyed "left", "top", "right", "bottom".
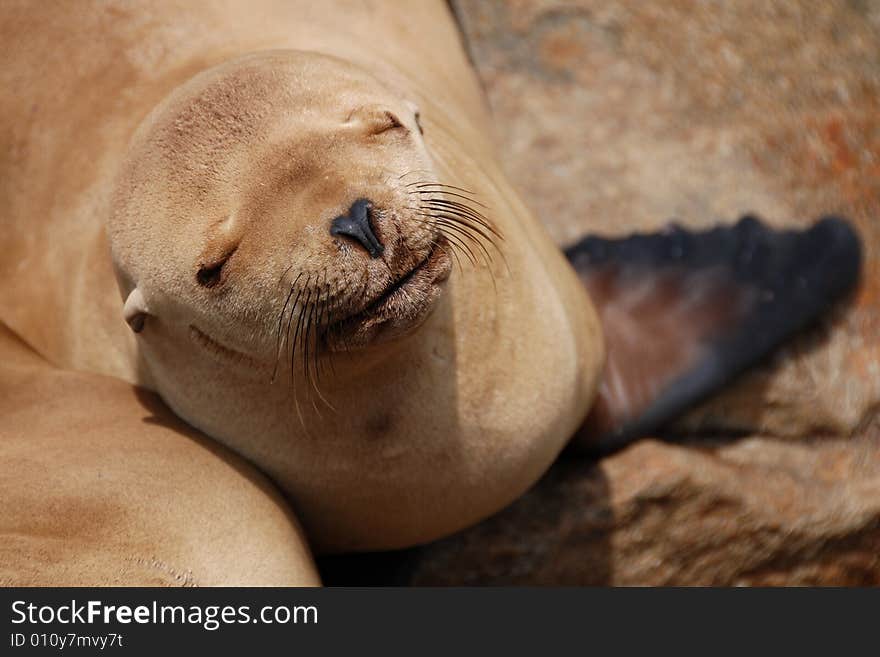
[
  {"left": 111, "top": 50, "right": 456, "bottom": 362},
  {"left": 109, "top": 51, "right": 511, "bottom": 550}
]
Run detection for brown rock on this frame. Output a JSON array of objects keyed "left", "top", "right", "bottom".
[
  {"left": 399, "top": 0, "right": 880, "bottom": 585},
  {"left": 409, "top": 433, "right": 880, "bottom": 585}
]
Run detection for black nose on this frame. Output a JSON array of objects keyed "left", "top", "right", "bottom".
[{"left": 330, "top": 198, "right": 384, "bottom": 258}]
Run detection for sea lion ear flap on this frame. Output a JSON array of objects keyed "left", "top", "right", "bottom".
[
  {"left": 122, "top": 287, "right": 150, "bottom": 333},
  {"left": 404, "top": 100, "right": 423, "bottom": 134},
  {"left": 566, "top": 215, "right": 862, "bottom": 454}
]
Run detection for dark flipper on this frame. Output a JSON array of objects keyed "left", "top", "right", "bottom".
[{"left": 566, "top": 215, "right": 862, "bottom": 454}]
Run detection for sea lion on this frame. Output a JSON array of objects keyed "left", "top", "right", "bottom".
[
  {"left": 106, "top": 48, "right": 604, "bottom": 552},
  {"left": 1, "top": 0, "right": 861, "bottom": 578}
]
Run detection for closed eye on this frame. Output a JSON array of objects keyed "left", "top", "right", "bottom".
[
  {"left": 371, "top": 111, "right": 405, "bottom": 135},
  {"left": 197, "top": 249, "right": 235, "bottom": 288}
]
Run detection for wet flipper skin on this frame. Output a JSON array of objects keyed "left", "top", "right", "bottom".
[{"left": 566, "top": 215, "right": 862, "bottom": 454}]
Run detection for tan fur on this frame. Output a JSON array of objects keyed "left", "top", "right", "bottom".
[
  {"left": 1, "top": 0, "right": 603, "bottom": 570},
  {"left": 0, "top": 324, "right": 318, "bottom": 586}
]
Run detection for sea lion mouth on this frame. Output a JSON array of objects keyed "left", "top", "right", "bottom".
[
  {"left": 187, "top": 240, "right": 452, "bottom": 369},
  {"left": 324, "top": 238, "right": 452, "bottom": 350}
]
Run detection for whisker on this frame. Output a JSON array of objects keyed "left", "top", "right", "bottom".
[
  {"left": 419, "top": 193, "right": 490, "bottom": 219},
  {"left": 277, "top": 264, "right": 295, "bottom": 286},
  {"left": 396, "top": 169, "right": 437, "bottom": 181},
  {"left": 288, "top": 274, "right": 312, "bottom": 436},
  {"left": 284, "top": 275, "right": 310, "bottom": 384},
  {"left": 404, "top": 211, "right": 469, "bottom": 272},
  {"left": 404, "top": 200, "right": 497, "bottom": 270},
  {"left": 417, "top": 193, "right": 509, "bottom": 274},
  {"left": 435, "top": 217, "right": 496, "bottom": 267},
  {"left": 432, "top": 224, "right": 480, "bottom": 267},
  {"left": 406, "top": 180, "right": 484, "bottom": 197},
  {"left": 292, "top": 276, "right": 313, "bottom": 385},
  {"left": 322, "top": 290, "right": 344, "bottom": 378},
  {"left": 423, "top": 198, "right": 502, "bottom": 239},
  {"left": 302, "top": 269, "right": 335, "bottom": 414},
  {"left": 312, "top": 269, "right": 325, "bottom": 385},
  {"left": 407, "top": 184, "right": 508, "bottom": 283},
  {"left": 272, "top": 294, "right": 296, "bottom": 383},
  {"left": 426, "top": 210, "right": 501, "bottom": 252},
  {"left": 272, "top": 271, "right": 304, "bottom": 382},
  {"left": 414, "top": 186, "right": 489, "bottom": 209},
  {"left": 315, "top": 274, "right": 330, "bottom": 382}
]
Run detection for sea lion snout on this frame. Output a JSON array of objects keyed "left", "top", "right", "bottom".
[{"left": 330, "top": 198, "right": 384, "bottom": 258}]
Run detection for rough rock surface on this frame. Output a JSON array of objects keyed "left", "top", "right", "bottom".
[{"left": 390, "top": 0, "right": 880, "bottom": 585}]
